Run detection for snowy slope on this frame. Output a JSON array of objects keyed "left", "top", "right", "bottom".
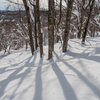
[{"left": 0, "top": 37, "right": 100, "bottom": 100}]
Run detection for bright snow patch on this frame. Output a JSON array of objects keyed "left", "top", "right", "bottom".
[{"left": 0, "top": 37, "right": 100, "bottom": 100}]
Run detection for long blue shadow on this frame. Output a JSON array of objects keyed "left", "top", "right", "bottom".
[
  {"left": 53, "top": 51, "right": 100, "bottom": 99},
  {"left": 33, "top": 56, "right": 43, "bottom": 100},
  {"left": 50, "top": 58, "right": 78, "bottom": 100}
]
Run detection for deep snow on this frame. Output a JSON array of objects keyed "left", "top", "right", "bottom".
[{"left": 0, "top": 37, "right": 100, "bottom": 100}]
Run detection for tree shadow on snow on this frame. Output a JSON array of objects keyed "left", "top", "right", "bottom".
[
  {"left": 53, "top": 51, "right": 100, "bottom": 99},
  {"left": 33, "top": 56, "right": 43, "bottom": 100},
  {"left": 66, "top": 46, "right": 100, "bottom": 63},
  {"left": 0, "top": 52, "right": 38, "bottom": 100},
  {"left": 49, "top": 57, "right": 78, "bottom": 100}
]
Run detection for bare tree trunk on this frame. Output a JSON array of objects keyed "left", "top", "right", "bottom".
[
  {"left": 23, "top": 0, "right": 34, "bottom": 55},
  {"left": 77, "top": 0, "right": 85, "bottom": 38},
  {"left": 63, "top": 0, "right": 74, "bottom": 52},
  {"left": 34, "top": 2, "right": 38, "bottom": 50},
  {"left": 26, "top": 40, "right": 28, "bottom": 50},
  {"left": 48, "top": 0, "right": 54, "bottom": 59},
  {"left": 82, "top": 0, "right": 95, "bottom": 43},
  {"left": 52, "top": 0, "right": 54, "bottom": 51},
  {"left": 36, "top": 0, "right": 43, "bottom": 58},
  {"left": 57, "top": 0, "right": 62, "bottom": 43}
]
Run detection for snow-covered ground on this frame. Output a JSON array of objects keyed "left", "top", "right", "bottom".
[{"left": 0, "top": 37, "right": 100, "bottom": 100}]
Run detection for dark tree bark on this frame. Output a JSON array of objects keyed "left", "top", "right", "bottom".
[
  {"left": 23, "top": 0, "right": 34, "bottom": 55},
  {"left": 52, "top": 0, "right": 55, "bottom": 51},
  {"left": 36, "top": 0, "right": 43, "bottom": 58},
  {"left": 48, "top": 0, "right": 54, "bottom": 59},
  {"left": 34, "top": 1, "right": 38, "bottom": 50},
  {"left": 82, "top": 0, "right": 95, "bottom": 43},
  {"left": 77, "top": 0, "right": 85, "bottom": 38},
  {"left": 63, "top": 0, "right": 74, "bottom": 52},
  {"left": 57, "top": 0, "right": 62, "bottom": 43}
]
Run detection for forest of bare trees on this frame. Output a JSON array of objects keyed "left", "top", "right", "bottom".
[{"left": 0, "top": 0, "right": 100, "bottom": 59}]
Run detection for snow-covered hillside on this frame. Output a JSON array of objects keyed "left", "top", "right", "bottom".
[{"left": 0, "top": 37, "right": 100, "bottom": 100}]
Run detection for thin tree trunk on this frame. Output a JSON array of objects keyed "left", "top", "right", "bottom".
[
  {"left": 63, "top": 0, "right": 74, "bottom": 52},
  {"left": 48, "top": 0, "right": 54, "bottom": 59},
  {"left": 77, "top": 0, "right": 85, "bottom": 38},
  {"left": 52, "top": 0, "right": 54, "bottom": 51},
  {"left": 34, "top": 3, "right": 38, "bottom": 50},
  {"left": 57, "top": 0, "right": 62, "bottom": 43},
  {"left": 23, "top": 0, "right": 34, "bottom": 55},
  {"left": 82, "top": 0, "right": 95, "bottom": 43},
  {"left": 26, "top": 40, "right": 28, "bottom": 50},
  {"left": 36, "top": 0, "right": 43, "bottom": 58}
]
